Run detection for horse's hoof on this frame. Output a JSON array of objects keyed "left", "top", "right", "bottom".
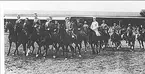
[
  {"left": 43, "top": 57, "right": 46, "bottom": 59},
  {"left": 65, "top": 58, "right": 67, "bottom": 60},
  {"left": 131, "top": 47, "right": 134, "bottom": 49},
  {"left": 79, "top": 55, "right": 82, "bottom": 58},
  {"left": 36, "top": 54, "right": 39, "bottom": 57},
  {"left": 70, "top": 56, "right": 73, "bottom": 59},
  {"left": 53, "top": 55, "right": 56, "bottom": 59}
]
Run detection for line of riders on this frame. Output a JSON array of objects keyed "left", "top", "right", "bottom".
[{"left": 5, "top": 13, "right": 145, "bottom": 59}]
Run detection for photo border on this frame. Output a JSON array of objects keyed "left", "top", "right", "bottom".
[{"left": 1, "top": 1, "right": 145, "bottom": 74}]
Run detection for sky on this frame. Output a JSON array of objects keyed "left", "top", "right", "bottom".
[{"left": 1, "top": 1, "right": 145, "bottom": 12}]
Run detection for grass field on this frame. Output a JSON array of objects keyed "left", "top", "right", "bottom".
[{"left": 4, "top": 34, "right": 145, "bottom": 74}]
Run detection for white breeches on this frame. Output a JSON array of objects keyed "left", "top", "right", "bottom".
[{"left": 94, "top": 29, "right": 101, "bottom": 36}]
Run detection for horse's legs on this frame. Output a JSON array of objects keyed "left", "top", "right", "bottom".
[
  {"left": 31, "top": 42, "right": 35, "bottom": 54},
  {"left": 65, "top": 45, "right": 69, "bottom": 59},
  {"left": 22, "top": 43, "right": 27, "bottom": 56},
  {"left": 76, "top": 43, "right": 82, "bottom": 57},
  {"left": 117, "top": 41, "right": 121, "bottom": 49},
  {"left": 70, "top": 44, "right": 75, "bottom": 58},
  {"left": 74, "top": 43, "right": 77, "bottom": 54},
  {"left": 98, "top": 41, "right": 102, "bottom": 53},
  {"left": 14, "top": 42, "right": 20, "bottom": 55},
  {"left": 53, "top": 43, "right": 58, "bottom": 58},
  {"left": 62, "top": 45, "right": 65, "bottom": 56},
  {"left": 7, "top": 40, "right": 12, "bottom": 56},
  {"left": 26, "top": 41, "right": 34, "bottom": 56},
  {"left": 138, "top": 40, "right": 142, "bottom": 48},
  {"left": 43, "top": 45, "right": 47, "bottom": 57},
  {"left": 141, "top": 40, "right": 144, "bottom": 49},
  {"left": 17, "top": 43, "right": 21, "bottom": 55},
  {"left": 90, "top": 43, "right": 95, "bottom": 54},
  {"left": 95, "top": 42, "right": 99, "bottom": 54},
  {"left": 84, "top": 40, "right": 87, "bottom": 52},
  {"left": 36, "top": 43, "right": 41, "bottom": 57}
]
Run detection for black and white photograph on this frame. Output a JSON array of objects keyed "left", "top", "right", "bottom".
[{"left": 2, "top": 1, "right": 145, "bottom": 74}]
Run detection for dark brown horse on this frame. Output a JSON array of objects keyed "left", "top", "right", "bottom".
[
  {"left": 87, "top": 27, "right": 110, "bottom": 54},
  {"left": 23, "top": 18, "right": 35, "bottom": 54},
  {"left": 137, "top": 28, "right": 145, "bottom": 49},
  {"left": 13, "top": 19, "right": 28, "bottom": 56},
  {"left": 71, "top": 19, "right": 89, "bottom": 57},
  {"left": 59, "top": 23, "right": 75, "bottom": 59},
  {"left": 5, "top": 22, "right": 17, "bottom": 55}
]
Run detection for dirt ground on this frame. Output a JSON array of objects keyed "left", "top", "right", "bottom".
[{"left": 4, "top": 34, "right": 145, "bottom": 74}]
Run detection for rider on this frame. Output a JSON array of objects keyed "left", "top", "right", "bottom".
[
  {"left": 76, "top": 19, "right": 83, "bottom": 30},
  {"left": 101, "top": 20, "right": 109, "bottom": 34},
  {"left": 90, "top": 17, "right": 101, "bottom": 36},
  {"left": 33, "top": 13, "right": 41, "bottom": 29},
  {"left": 65, "top": 17, "right": 76, "bottom": 38},
  {"left": 45, "top": 16, "right": 53, "bottom": 31},
  {"left": 65, "top": 17, "right": 72, "bottom": 31},
  {"left": 15, "top": 15, "right": 22, "bottom": 36},
  {"left": 138, "top": 25, "right": 144, "bottom": 34},
  {"left": 54, "top": 20, "right": 60, "bottom": 32},
  {"left": 16, "top": 15, "right": 22, "bottom": 24},
  {"left": 83, "top": 21, "right": 89, "bottom": 28},
  {"left": 112, "top": 23, "right": 118, "bottom": 34},
  {"left": 127, "top": 24, "right": 133, "bottom": 36}
]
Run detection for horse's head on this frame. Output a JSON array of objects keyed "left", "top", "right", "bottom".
[
  {"left": 5, "top": 22, "right": 9, "bottom": 32},
  {"left": 15, "top": 20, "right": 23, "bottom": 32},
  {"left": 5, "top": 22, "right": 15, "bottom": 34},
  {"left": 23, "top": 18, "right": 30, "bottom": 28}
]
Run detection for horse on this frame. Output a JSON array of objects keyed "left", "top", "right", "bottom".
[
  {"left": 14, "top": 19, "right": 29, "bottom": 56},
  {"left": 71, "top": 19, "right": 89, "bottom": 57},
  {"left": 26, "top": 22, "right": 51, "bottom": 57},
  {"left": 26, "top": 22, "right": 43, "bottom": 57},
  {"left": 23, "top": 18, "right": 35, "bottom": 54},
  {"left": 136, "top": 28, "right": 145, "bottom": 49},
  {"left": 26, "top": 21, "right": 61, "bottom": 58},
  {"left": 5, "top": 22, "right": 17, "bottom": 56},
  {"left": 125, "top": 29, "right": 136, "bottom": 50},
  {"left": 110, "top": 30, "right": 122, "bottom": 49},
  {"left": 43, "top": 22, "right": 62, "bottom": 58},
  {"left": 59, "top": 23, "right": 75, "bottom": 59},
  {"left": 98, "top": 27, "right": 110, "bottom": 49},
  {"left": 86, "top": 26, "right": 110, "bottom": 54}
]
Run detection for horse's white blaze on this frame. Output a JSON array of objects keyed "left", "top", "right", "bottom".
[
  {"left": 47, "top": 28, "right": 50, "bottom": 30},
  {"left": 131, "top": 46, "right": 134, "bottom": 49},
  {"left": 102, "top": 45, "right": 105, "bottom": 49},
  {"left": 72, "top": 35, "right": 75, "bottom": 38}
]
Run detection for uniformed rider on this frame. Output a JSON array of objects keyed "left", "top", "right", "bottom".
[
  {"left": 15, "top": 15, "right": 22, "bottom": 36},
  {"left": 45, "top": 16, "right": 53, "bottom": 31},
  {"left": 90, "top": 17, "right": 101, "bottom": 36},
  {"left": 65, "top": 17, "right": 76, "bottom": 38},
  {"left": 101, "top": 20, "right": 109, "bottom": 34},
  {"left": 33, "top": 13, "right": 41, "bottom": 28}
]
